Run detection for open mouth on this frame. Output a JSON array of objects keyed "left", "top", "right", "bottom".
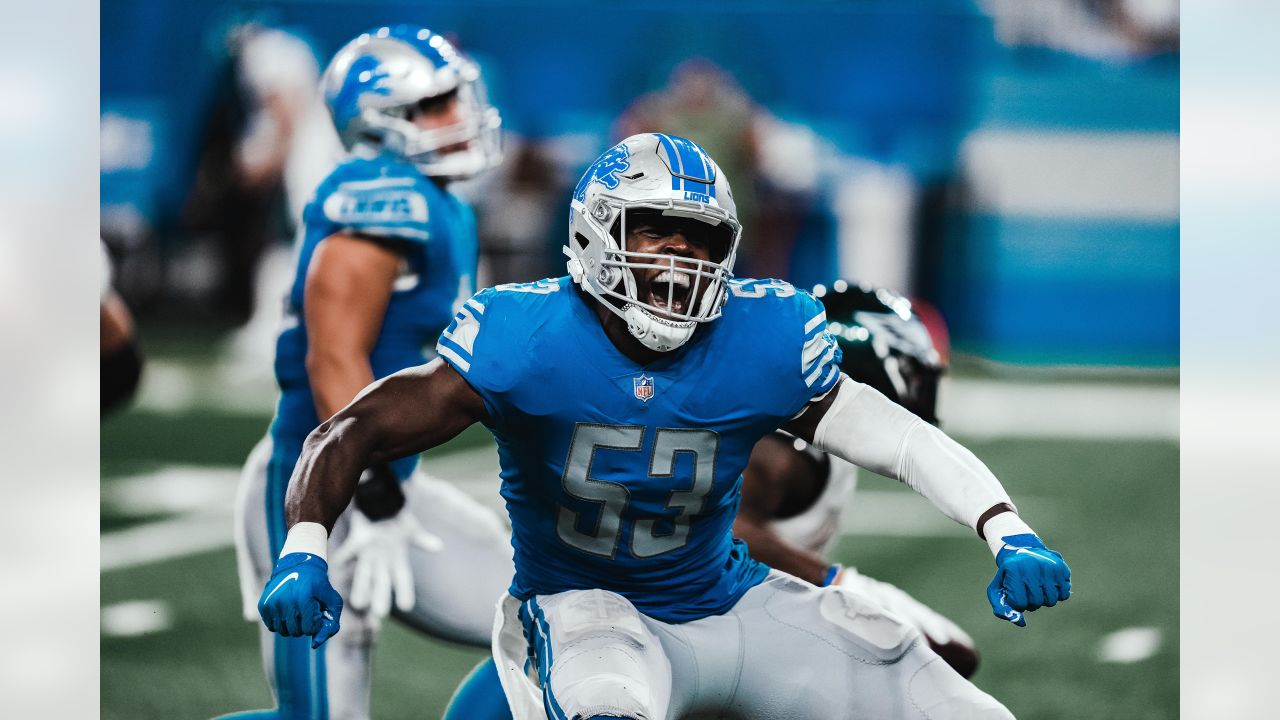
[{"left": 646, "top": 269, "right": 693, "bottom": 316}]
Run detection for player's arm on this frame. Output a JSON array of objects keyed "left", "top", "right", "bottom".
[
  {"left": 303, "top": 231, "right": 414, "bottom": 521},
  {"left": 733, "top": 435, "right": 833, "bottom": 586},
  {"left": 303, "top": 232, "right": 401, "bottom": 421},
  {"left": 259, "top": 359, "right": 485, "bottom": 645},
  {"left": 785, "top": 376, "right": 1071, "bottom": 626},
  {"left": 286, "top": 358, "right": 486, "bottom": 532}
]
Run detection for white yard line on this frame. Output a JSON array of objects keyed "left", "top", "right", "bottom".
[
  {"left": 101, "top": 599, "right": 173, "bottom": 637},
  {"left": 102, "top": 466, "right": 240, "bottom": 514},
  {"left": 939, "top": 378, "right": 1178, "bottom": 440},
  {"left": 1097, "top": 626, "right": 1162, "bottom": 663},
  {"left": 101, "top": 467, "right": 241, "bottom": 572},
  {"left": 101, "top": 512, "right": 234, "bottom": 572}
]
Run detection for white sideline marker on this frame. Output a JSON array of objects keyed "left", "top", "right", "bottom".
[
  {"left": 102, "top": 599, "right": 173, "bottom": 637},
  {"left": 101, "top": 513, "right": 232, "bottom": 572},
  {"left": 1097, "top": 627, "right": 1161, "bottom": 663}
]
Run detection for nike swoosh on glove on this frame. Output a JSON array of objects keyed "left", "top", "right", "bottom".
[
  {"left": 986, "top": 533, "right": 1071, "bottom": 627},
  {"left": 258, "top": 552, "right": 344, "bottom": 648}
]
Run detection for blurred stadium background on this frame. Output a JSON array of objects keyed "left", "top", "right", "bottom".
[{"left": 100, "top": 1, "right": 1178, "bottom": 718}]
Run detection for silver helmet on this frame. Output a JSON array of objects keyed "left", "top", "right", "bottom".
[
  {"left": 565, "top": 133, "right": 741, "bottom": 352},
  {"left": 321, "top": 25, "right": 501, "bottom": 179}
]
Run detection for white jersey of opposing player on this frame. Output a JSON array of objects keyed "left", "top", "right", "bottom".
[{"left": 767, "top": 443, "right": 858, "bottom": 556}]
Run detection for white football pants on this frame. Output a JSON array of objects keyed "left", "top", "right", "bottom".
[{"left": 493, "top": 570, "right": 1014, "bottom": 720}]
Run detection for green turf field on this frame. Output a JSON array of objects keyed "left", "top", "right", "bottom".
[{"left": 103, "top": 398, "right": 1177, "bottom": 719}]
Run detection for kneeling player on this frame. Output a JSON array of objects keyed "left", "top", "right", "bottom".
[{"left": 258, "top": 134, "right": 1070, "bottom": 719}]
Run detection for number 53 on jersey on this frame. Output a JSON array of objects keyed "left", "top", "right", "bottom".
[{"left": 556, "top": 423, "right": 718, "bottom": 560}]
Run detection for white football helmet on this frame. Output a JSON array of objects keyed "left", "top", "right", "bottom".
[
  {"left": 321, "top": 24, "right": 501, "bottom": 179},
  {"left": 565, "top": 133, "right": 741, "bottom": 352}
]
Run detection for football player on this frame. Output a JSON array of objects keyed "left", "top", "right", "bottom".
[
  {"left": 220, "top": 25, "right": 513, "bottom": 720},
  {"left": 257, "top": 134, "right": 1071, "bottom": 719},
  {"left": 439, "top": 282, "right": 973, "bottom": 719}
]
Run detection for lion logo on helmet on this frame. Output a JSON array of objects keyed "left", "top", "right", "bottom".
[
  {"left": 573, "top": 143, "right": 631, "bottom": 202},
  {"left": 329, "top": 54, "right": 392, "bottom": 131}
]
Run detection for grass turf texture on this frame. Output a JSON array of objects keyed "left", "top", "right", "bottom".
[{"left": 103, "top": 403, "right": 1176, "bottom": 719}]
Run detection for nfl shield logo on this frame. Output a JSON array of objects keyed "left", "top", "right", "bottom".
[{"left": 633, "top": 374, "right": 655, "bottom": 402}]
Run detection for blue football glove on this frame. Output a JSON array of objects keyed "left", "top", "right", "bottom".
[
  {"left": 258, "top": 552, "right": 343, "bottom": 648},
  {"left": 986, "top": 533, "right": 1071, "bottom": 627}
]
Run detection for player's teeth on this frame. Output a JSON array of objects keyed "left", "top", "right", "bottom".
[{"left": 653, "top": 270, "right": 690, "bottom": 287}]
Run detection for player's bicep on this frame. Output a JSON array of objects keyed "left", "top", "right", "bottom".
[
  {"left": 345, "top": 359, "right": 488, "bottom": 462},
  {"left": 304, "top": 232, "right": 402, "bottom": 356}
]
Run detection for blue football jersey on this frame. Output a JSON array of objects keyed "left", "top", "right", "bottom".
[
  {"left": 436, "top": 277, "right": 842, "bottom": 622},
  {"left": 271, "top": 153, "right": 477, "bottom": 478}
]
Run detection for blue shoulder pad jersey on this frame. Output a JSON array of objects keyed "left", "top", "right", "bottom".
[
  {"left": 436, "top": 277, "right": 842, "bottom": 622},
  {"left": 270, "top": 153, "right": 477, "bottom": 493}
]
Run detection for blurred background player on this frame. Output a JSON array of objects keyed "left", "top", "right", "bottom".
[
  {"left": 613, "top": 58, "right": 814, "bottom": 281},
  {"left": 441, "top": 281, "right": 972, "bottom": 718},
  {"left": 221, "top": 25, "right": 513, "bottom": 720},
  {"left": 182, "top": 24, "right": 332, "bottom": 326},
  {"left": 101, "top": 239, "right": 144, "bottom": 415},
  {"left": 733, "top": 280, "right": 980, "bottom": 677}
]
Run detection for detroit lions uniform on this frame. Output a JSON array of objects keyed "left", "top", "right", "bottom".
[
  {"left": 233, "top": 152, "right": 513, "bottom": 719},
  {"left": 437, "top": 277, "right": 1008, "bottom": 720}
]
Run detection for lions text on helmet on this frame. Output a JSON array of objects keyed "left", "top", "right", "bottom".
[
  {"left": 565, "top": 133, "right": 741, "bottom": 352},
  {"left": 322, "top": 24, "right": 502, "bottom": 179}
]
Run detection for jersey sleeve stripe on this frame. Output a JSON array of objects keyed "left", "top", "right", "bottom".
[
  {"left": 804, "top": 310, "right": 827, "bottom": 336},
  {"left": 464, "top": 298, "right": 486, "bottom": 316},
  {"left": 802, "top": 332, "right": 830, "bottom": 367},
  {"left": 342, "top": 225, "right": 430, "bottom": 242},
  {"left": 457, "top": 303, "right": 480, "bottom": 326},
  {"left": 436, "top": 342, "right": 472, "bottom": 373},
  {"left": 439, "top": 326, "right": 473, "bottom": 355},
  {"left": 335, "top": 177, "right": 416, "bottom": 192},
  {"left": 804, "top": 342, "right": 838, "bottom": 387},
  {"left": 443, "top": 307, "right": 482, "bottom": 354},
  {"left": 440, "top": 329, "right": 475, "bottom": 361}
]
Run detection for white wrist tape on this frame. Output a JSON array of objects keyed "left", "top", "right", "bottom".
[
  {"left": 981, "top": 511, "right": 1036, "bottom": 558},
  {"left": 812, "top": 377, "right": 1014, "bottom": 533},
  {"left": 279, "top": 521, "right": 329, "bottom": 561}
]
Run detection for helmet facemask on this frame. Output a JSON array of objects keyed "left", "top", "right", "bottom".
[
  {"left": 569, "top": 197, "right": 740, "bottom": 352},
  {"left": 358, "top": 67, "right": 502, "bottom": 179}
]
